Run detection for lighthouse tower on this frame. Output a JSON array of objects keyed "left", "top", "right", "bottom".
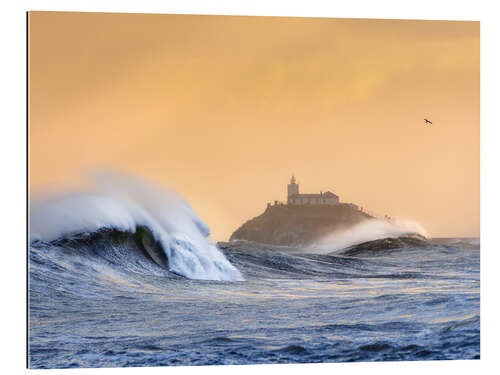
[{"left": 287, "top": 175, "right": 299, "bottom": 203}]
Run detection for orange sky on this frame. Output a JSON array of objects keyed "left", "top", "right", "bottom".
[{"left": 28, "top": 12, "right": 479, "bottom": 240}]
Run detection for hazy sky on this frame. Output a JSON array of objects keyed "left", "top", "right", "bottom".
[{"left": 29, "top": 12, "right": 479, "bottom": 240}]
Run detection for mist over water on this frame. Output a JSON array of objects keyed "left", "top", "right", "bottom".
[
  {"left": 30, "top": 171, "right": 243, "bottom": 281},
  {"left": 311, "top": 218, "right": 428, "bottom": 253}
]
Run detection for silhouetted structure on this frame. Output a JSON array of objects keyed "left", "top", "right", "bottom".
[{"left": 287, "top": 175, "right": 339, "bottom": 205}]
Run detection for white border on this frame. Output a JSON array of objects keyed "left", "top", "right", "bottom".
[{"left": 1, "top": 1, "right": 499, "bottom": 375}]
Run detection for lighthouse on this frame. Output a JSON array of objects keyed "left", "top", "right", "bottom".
[{"left": 287, "top": 175, "right": 299, "bottom": 203}]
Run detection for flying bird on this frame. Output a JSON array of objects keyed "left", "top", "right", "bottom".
[{"left": 424, "top": 118, "right": 432, "bottom": 125}]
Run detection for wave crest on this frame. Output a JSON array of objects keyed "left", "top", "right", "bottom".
[
  {"left": 310, "top": 218, "right": 428, "bottom": 253},
  {"left": 30, "top": 171, "right": 243, "bottom": 281}
]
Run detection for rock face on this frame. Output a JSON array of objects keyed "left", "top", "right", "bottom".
[{"left": 229, "top": 203, "right": 372, "bottom": 247}]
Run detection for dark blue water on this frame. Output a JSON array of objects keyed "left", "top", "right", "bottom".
[{"left": 28, "top": 234, "right": 479, "bottom": 368}]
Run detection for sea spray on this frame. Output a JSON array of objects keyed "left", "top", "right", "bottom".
[
  {"left": 311, "top": 218, "right": 428, "bottom": 253},
  {"left": 30, "top": 171, "right": 244, "bottom": 281}
]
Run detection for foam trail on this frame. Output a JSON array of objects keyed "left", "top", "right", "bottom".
[
  {"left": 310, "top": 218, "right": 427, "bottom": 253},
  {"left": 30, "top": 171, "right": 244, "bottom": 281}
]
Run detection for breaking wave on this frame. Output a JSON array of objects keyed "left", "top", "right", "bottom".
[
  {"left": 29, "top": 171, "right": 243, "bottom": 281},
  {"left": 310, "top": 218, "right": 428, "bottom": 254}
]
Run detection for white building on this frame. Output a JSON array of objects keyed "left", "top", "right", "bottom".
[{"left": 287, "top": 176, "right": 339, "bottom": 205}]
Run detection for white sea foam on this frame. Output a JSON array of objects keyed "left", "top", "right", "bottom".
[
  {"left": 310, "top": 218, "right": 428, "bottom": 253},
  {"left": 29, "top": 171, "right": 244, "bottom": 281}
]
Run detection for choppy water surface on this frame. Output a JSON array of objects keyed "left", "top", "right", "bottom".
[{"left": 28, "top": 235, "right": 479, "bottom": 368}]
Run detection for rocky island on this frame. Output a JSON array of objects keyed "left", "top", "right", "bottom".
[
  {"left": 229, "top": 176, "right": 373, "bottom": 247},
  {"left": 229, "top": 203, "right": 372, "bottom": 246}
]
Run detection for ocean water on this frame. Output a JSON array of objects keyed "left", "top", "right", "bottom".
[
  {"left": 28, "top": 174, "right": 479, "bottom": 368},
  {"left": 28, "top": 234, "right": 479, "bottom": 368}
]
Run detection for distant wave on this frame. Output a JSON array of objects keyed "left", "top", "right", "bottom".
[
  {"left": 218, "top": 238, "right": 469, "bottom": 281},
  {"left": 309, "top": 219, "right": 428, "bottom": 254},
  {"left": 337, "top": 234, "right": 430, "bottom": 257},
  {"left": 30, "top": 171, "right": 243, "bottom": 281}
]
